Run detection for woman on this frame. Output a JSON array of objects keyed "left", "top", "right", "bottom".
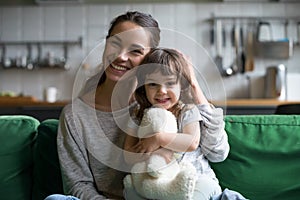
[{"left": 50, "top": 11, "right": 229, "bottom": 200}]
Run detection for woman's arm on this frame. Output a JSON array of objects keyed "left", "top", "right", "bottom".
[
  {"left": 184, "top": 54, "right": 229, "bottom": 162},
  {"left": 57, "top": 109, "right": 106, "bottom": 200},
  {"left": 123, "top": 128, "right": 150, "bottom": 165},
  {"left": 187, "top": 58, "right": 210, "bottom": 106},
  {"left": 197, "top": 104, "right": 230, "bottom": 162}
]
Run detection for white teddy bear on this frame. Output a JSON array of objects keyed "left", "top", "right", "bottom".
[{"left": 124, "top": 107, "right": 197, "bottom": 200}]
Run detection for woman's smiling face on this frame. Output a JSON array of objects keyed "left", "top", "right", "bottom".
[
  {"left": 144, "top": 70, "right": 181, "bottom": 110},
  {"left": 103, "top": 21, "right": 151, "bottom": 83}
]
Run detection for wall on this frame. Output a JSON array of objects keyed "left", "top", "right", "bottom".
[{"left": 0, "top": 2, "right": 300, "bottom": 101}]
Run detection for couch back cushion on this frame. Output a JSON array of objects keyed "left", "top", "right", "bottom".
[
  {"left": 210, "top": 115, "right": 300, "bottom": 200},
  {"left": 33, "top": 119, "right": 64, "bottom": 200},
  {"left": 0, "top": 115, "right": 39, "bottom": 200}
]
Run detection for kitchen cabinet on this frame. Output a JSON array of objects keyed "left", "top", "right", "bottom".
[
  {"left": 221, "top": 105, "right": 277, "bottom": 115},
  {"left": 0, "top": 106, "right": 64, "bottom": 122}
]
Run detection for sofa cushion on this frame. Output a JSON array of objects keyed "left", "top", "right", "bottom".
[
  {"left": 210, "top": 115, "right": 300, "bottom": 200},
  {"left": 33, "top": 119, "right": 64, "bottom": 200},
  {"left": 0, "top": 115, "right": 39, "bottom": 200}
]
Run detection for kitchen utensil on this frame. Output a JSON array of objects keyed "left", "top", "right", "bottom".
[
  {"left": 265, "top": 64, "right": 287, "bottom": 100},
  {"left": 297, "top": 21, "right": 300, "bottom": 45},
  {"left": 214, "top": 20, "right": 223, "bottom": 72},
  {"left": 227, "top": 24, "right": 240, "bottom": 75},
  {"left": 214, "top": 20, "right": 229, "bottom": 76},
  {"left": 244, "top": 23, "right": 255, "bottom": 72},
  {"left": 257, "top": 21, "right": 272, "bottom": 42},
  {"left": 1, "top": 45, "right": 12, "bottom": 68},
  {"left": 256, "top": 40, "right": 293, "bottom": 59},
  {"left": 239, "top": 25, "right": 246, "bottom": 73},
  {"left": 2, "top": 57, "right": 12, "bottom": 68},
  {"left": 256, "top": 21, "right": 293, "bottom": 59},
  {"left": 26, "top": 44, "right": 34, "bottom": 70}
]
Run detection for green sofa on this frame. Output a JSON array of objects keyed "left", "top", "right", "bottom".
[
  {"left": 0, "top": 114, "right": 300, "bottom": 200},
  {"left": 0, "top": 116, "right": 63, "bottom": 200}
]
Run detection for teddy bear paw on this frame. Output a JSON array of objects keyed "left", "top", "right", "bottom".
[
  {"left": 147, "top": 154, "right": 168, "bottom": 178},
  {"left": 147, "top": 164, "right": 162, "bottom": 178},
  {"left": 123, "top": 174, "right": 133, "bottom": 188}
]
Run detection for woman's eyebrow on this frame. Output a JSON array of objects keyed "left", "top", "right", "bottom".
[
  {"left": 111, "top": 35, "right": 145, "bottom": 51},
  {"left": 110, "top": 35, "right": 122, "bottom": 42},
  {"left": 130, "top": 43, "right": 145, "bottom": 51}
]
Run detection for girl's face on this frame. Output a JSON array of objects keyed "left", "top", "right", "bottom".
[
  {"left": 144, "top": 70, "right": 181, "bottom": 110},
  {"left": 103, "top": 21, "right": 151, "bottom": 83}
]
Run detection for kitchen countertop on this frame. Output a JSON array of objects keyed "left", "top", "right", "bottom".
[
  {"left": 1, "top": 97, "right": 299, "bottom": 117},
  {"left": 1, "top": 96, "right": 299, "bottom": 107},
  {"left": 0, "top": 96, "right": 69, "bottom": 107},
  {"left": 212, "top": 99, "right": 300, "bottom": 107}
]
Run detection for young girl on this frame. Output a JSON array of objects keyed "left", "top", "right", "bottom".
[{"left": 123, "top": 48, "right": 230, "bottom": 200}]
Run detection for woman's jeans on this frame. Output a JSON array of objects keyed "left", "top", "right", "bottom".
[
  {"left": 45, "top": 176, "right": 221, "bottom": 200},
  {"left": 44, "top": 194, "right": 80, "bottom": 200}
]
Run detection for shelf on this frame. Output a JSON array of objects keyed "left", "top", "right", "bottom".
[
  {"left": 0, "top": 37, "right": 83, "bottom": 48},
  {"left": 208, "top": 16, "right": 300, "bottom": 23},
  {"left": 0, "top": 37, "right": 82, "bottom": 70}
]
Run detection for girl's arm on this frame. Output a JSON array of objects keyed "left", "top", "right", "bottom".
[
  {"left": 159, "top": 120, "right": 200, "bottom": 152},
  {"left": 135, "top": 117, "right": 200, "bottom": 153}
]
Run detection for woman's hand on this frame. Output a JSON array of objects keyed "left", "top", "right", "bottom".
[
  {"left": 180, "top": 51, "right": 209, "bottom": 105},
  {"left": 131, "top": 135, "right": 174, "bottom": 163}
]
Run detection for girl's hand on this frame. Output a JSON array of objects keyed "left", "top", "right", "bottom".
[
  {"left": 153, "top": 148, "right": 174, "bottom": 164},
  {"left": 132, "top": 133, "right": 161, "bottom": 153}
]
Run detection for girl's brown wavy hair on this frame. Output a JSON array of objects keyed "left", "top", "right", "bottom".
[{"left": 134, "top": 48, "right": 193, "bottom": 120}]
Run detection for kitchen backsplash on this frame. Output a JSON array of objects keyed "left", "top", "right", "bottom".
[{"left": 0, "top": 2, "right": 300, "bottom": 101}]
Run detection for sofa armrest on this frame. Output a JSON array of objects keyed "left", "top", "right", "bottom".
[
  {"left": 0, "top": 115, "right": 39, "bottom": 200},
  {"left": 210, "top": 115, "right": 300, "bottom": 200},
  {"left": 32, "top": 119, "right": 64, "bottom": 200}
]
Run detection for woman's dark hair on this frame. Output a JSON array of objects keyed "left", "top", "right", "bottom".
[
  {"left": 107, "top": 11, "right": 160, "bottom": 47},
  {"left": 134, "top": 48, "right": 193, "bottom": 120},
  {"left": 97, "top": 11, "right": 161, "bottom": 86}
]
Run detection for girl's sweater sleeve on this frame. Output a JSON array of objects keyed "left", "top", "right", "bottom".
[
  {"left": 197, "top": 104, "right": 230, "bottom": 163},
  {"left": 57, "top": 108, "right": 107, "bottom": 200}
]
